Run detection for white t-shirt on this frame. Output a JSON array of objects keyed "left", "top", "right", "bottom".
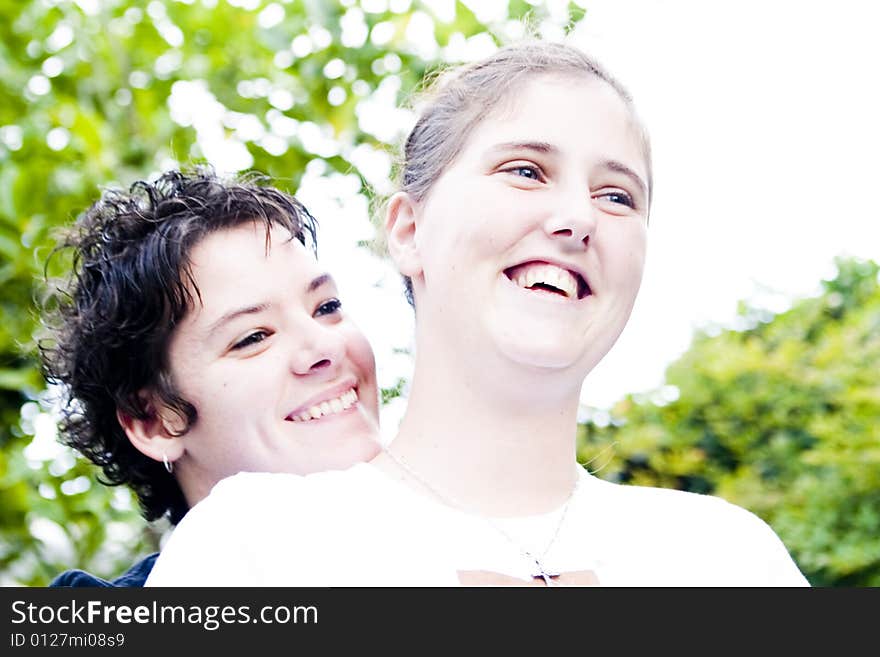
[{"left": 145, "top": 464, "right": 809, "bottom": 587}]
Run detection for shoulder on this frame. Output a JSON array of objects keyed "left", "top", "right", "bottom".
[
  {"left": 587, "top": 472, "right": 756, "bottom": 524},
  {"left": 587, "top": 475, "right": 771, "bottom": 548},
  {"left": 49, "top": 569, "right": 111, "bottom": 588},
  {"left": 172, "top": 466, "right": 369, "bottom": 526},
  {"left": 50, "top": 553, "right": 159, "bottom": 588},
  {"left": 111, "top": 552, "right": 159, "bottom": 586},
  {"left": 208, "top": 464, "right": 380, "bottom": 505},
  {"left": 146, "top": 465, "right": 397, "bottom": 586},
  {"left": 582, "top": 474, "right": 808, "bottom": 585}
]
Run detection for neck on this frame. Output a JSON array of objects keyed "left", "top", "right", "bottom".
[
  {"left": 378, "top": 339, "right": 583, "bottom": 517},
  {"left": 175, "top": 465, "right": 211, "bottom": 513}
]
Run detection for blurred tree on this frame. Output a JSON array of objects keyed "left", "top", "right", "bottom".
[
  {"left": 0, "top": 0, "right": 588, "bottom": 584},
  {"left": 578, "top": 257, "right": 880, "bottom": 586}
]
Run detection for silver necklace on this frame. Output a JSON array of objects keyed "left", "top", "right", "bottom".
[{"left": 382, "top": 447, "right": 581, "bottom": 586}]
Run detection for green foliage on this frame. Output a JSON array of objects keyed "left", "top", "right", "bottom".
[
  {"left": 0, "top": 0, "right": 582, "bottom": 585},
  {"left": 578, "top": 257, "right": 880, "bottom": 586}
]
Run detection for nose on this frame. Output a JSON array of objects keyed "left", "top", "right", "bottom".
[
  {"left": 288, "top": 323, "right": 345, "bottom": 377},
  {"left": 542, "top": 185, "right": 597, "bottom": 248}
]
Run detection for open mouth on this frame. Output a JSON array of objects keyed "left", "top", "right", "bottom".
[
  {"left": 287, "top": 388, "right": 359, "bottom": 422},
  {"left": 503, "top": 261, "right": 591, "bottom": 300}
]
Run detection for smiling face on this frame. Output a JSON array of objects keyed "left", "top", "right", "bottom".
[
  {"left": 162, "top": 223, "right": 380, "bottom": 501},
  {"left": 398, "top": 74, "right": 649, "bottom": 378}
]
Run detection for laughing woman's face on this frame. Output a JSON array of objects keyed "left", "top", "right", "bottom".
[
  {"left": 394, "top": 74, "right": 649, "bottom": 379},
  {"left": 154, "top": 223, "right": 380, "bottom": 500}
]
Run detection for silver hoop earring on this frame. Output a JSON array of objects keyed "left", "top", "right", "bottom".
[{"left": 162, "top": 452, "right": 173, "bottom": 474}]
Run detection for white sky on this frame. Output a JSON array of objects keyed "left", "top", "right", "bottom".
[{"left": 227, "top": 1, "right": 880, "bottom": 438}]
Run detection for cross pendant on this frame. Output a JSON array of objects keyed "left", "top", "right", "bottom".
[{"left": 532, "top": 564, "right": 560, "bottom": 586}]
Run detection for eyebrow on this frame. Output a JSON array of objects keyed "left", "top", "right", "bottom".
[
  {"left": 205, "top": 303, "right": 271, "bottom": 337},
  {"left": 599, "top": 159, "right": 649, "bottom": 202},
  {"left": 486, "top": 142, "right": 648, "bottom": 200},
  {"left": 205, "top": 274, "right": 335, "bottom": 336},
  {"left": 487, "top": 141, "right": 557, "bottom": 156},
  {"left": 307, "top": 273, "right": 334, "bottom": 293}
]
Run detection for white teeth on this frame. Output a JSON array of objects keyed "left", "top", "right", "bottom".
[
  {"left": 512, "top": 264, "right": 579, "bottom": 298},
  {"left": 341, "top": 389, "right": 357, "bottom": 409},
  {"left": 290, "top": 388, "right": 359, "bottom": 422}
]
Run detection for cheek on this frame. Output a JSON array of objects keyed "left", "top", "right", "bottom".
[
  {"left": 475, "top": 191, "right": 541, "bottom": 250},
  {"left": 419, "top": 188, "right": 492, "bottom": 254},
  {"left": 342, "top": 327, "right": 376, "bottom": 382},
  {"left": 416, "top": 181, "right": 526, "bottom": 289},
  {"left": 422, "top": 209, "right": 513, "bottom": 276},
  {"left": 627, "top": 225, "right": 648, "bottom": 265},
  {"left": 609, "top": 227, "right": 648, "bottom": 289},
  {"left": 188, "top": 369, "right": 267, "bottom": 426}
]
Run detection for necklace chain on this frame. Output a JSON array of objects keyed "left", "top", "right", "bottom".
[{"left": 381, "top": 447, "right": 581, "bottom": 586}]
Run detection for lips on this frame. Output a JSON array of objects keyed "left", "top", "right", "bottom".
[{"left": 503, "top": 261, "right": 591, "bottom": 299}]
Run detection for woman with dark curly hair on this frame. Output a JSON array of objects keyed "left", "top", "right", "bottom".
[{"left": 42, "top": 168, "right": 381, "bottom": 586}]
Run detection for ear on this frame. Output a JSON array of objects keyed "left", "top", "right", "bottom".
[
  {"left": 117, "top": 391, "right": 186, "bottom": 468},
  {"left": 385, "top": 191, "right": 423, "bottom": 278}
]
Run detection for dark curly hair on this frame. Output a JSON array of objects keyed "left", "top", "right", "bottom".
[{"left": 40, "top": 168, "right": 317, "bottom": 524}]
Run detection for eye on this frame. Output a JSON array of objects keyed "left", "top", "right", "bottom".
[
  {"left": 501, "top": 163, "right": 545, "bottom": 183},
  {"left": 231, "top": 330, "right": 270, "bottom": 351},
  {"left": 314, "top": 298, "right": 342, "bottom": 317},
  {"left": 595, "top": 190, "right": 636, "bottom": 209}
]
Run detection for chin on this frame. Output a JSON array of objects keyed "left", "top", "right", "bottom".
[
  {"left": 492, "top": 324, "right": 624, "bottom": 377},
  {"left": 324, "top": 445, "right": 381, "bottom": 472},
  {"left": 494, "top": 336, "right": 587, "bottom": 370},
  {"left": 304, "top": 439, "right": 381, "bottom": 475}
]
